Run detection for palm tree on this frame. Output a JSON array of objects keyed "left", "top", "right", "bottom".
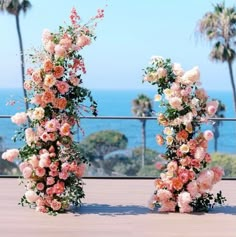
[
  {"left": 0, "top": 0, "right": 31, "bottom": 111},
  {"left": 197, "top": 2, "right": 236, "bottom": 113},
  {"left": 132, "top": 94, "right": 153, "bottom": 168},
  {"left": 212, "top": 99, "right": 226, "bottom": 152}
]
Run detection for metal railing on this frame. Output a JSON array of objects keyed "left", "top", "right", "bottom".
[{"left": 0, "top": 115, "right": 236, "bottom": 178}]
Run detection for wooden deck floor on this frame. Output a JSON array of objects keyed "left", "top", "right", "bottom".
[{"left": 0, "top": 178, "right": 235, "bottom": 237}]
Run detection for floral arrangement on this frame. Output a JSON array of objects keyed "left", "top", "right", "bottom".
[
  {"left": 1, "top": 7, "right": 104, "bottom": 215},
  {"left": 144, "top": 56, "right": 226, "bottom": 213}
]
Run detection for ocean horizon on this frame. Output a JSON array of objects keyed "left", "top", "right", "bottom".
[{"left": 0, "top": 88, "right": 235, "bottom": 154}]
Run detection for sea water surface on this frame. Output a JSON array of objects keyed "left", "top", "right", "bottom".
[{"left": 0, "top": 88, "right": 235, "bottom": 154}]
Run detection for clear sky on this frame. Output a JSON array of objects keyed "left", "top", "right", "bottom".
[{"left": 0, "top": 0, "right": 236, "bottom": 91}]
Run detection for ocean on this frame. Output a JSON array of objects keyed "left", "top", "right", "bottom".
[{"left": 0, "top": 88, "right": 235, "bottom": 154}]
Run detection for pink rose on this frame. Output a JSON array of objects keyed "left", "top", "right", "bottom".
[
  {"left": 11, "top": 112, "right": 27, "bottom": 125},
  {"left": 60, "top": 123, "right": 71, "bottom": 136},
  {"left": 29, "top": 155, "right": 39, "bottom": 168},
  {"left": 54, "top": 44, "right": 66, "bottom": 58},
  {"left": 45, "top": 119, "right": 59, "bottom": 132},
  {"left": 211, "top": 166, "right": 224, "bottom": 184},
  {"left": 76, "top": 35, "right": 91, "bottom": 48},
  {"left": 56, "top": 81, "right": 69, "bottom": 95},
  {"left": 187, "top": 180, "right": 199, "bottom": 198},
  {"left": 157, "top": 189, "right": 173, "bottom": 203},
  {"left": 22, "top": 167, "right": 33, "bottom": 179},
  {"left": 177, "top": 192, "right": 192, "bottom": 208},
  {"left": 45, "top": 41, "right": 55, "bottom": 54},
  {"left": 75, "top": 163, "right": 86, "bottom": 177},
  {"left": 19, "top": 161, "right": 29, "bottom": 172},
  {"left": 158, "top": 200, "right": 176, "bottom": 212},
  {"left": 36, "top": 182, "right": 45, "bottom": 191},
  {"left": 25, "top": 190, "right": 38, "bottom": 203},
  {"left": 197, "top": 169, "right": 214, "bottom": 192},
  {"left": 35, "top": 167, "right": 46, "bottom": 177},
  {"left": 42, "top": 29, "right": 53, "bottom": 44},
  {"left": 206, "top": 100, "right": 219, "bottom": 116},
  {"left": 203, "top": 130, "right": 214, "bottom": 141},
  {"left": 46, "top": 177, "right": 55, "bottom": 186},
  {"left": 168, "top": 97, "right": 182, "bottom": 110},
  {"left": 1, "top": 149, "right": 19, "bottom": 162},
  {"left": 53, "top": 181, "right": 65, "bottom": 194},
  {"left": 51, "top": 199, "right": 62, "bottom": 211}
]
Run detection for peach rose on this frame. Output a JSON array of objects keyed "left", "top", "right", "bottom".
[{"left": 53, "top": 66, "right": 64, "bottom": 79}]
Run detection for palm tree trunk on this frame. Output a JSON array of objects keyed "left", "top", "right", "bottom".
[
  {"left": 15, "top": 13, "right": 28, "bottom": 111},
  {"left": 227, "top": 61, "right": 236, "bottom": 113},
  {"left": 141, "top": 120, "right": 146, "bottom": 168}
]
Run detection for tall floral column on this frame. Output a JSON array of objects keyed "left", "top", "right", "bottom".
[
  {"left": 144, "top": 56, "right": 226, "bottom": 212},
  {"left": 1, "top": 7, "right": 104, "bottom": 215}
]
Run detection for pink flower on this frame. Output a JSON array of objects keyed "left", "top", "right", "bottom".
[
  {"left": 75, "top": 163, "right": 86, "bottom": 177},
  {"left": 44, "top": 74, "right": 56, "bottom": 88},
  {"left": 168, "top": 97, "right": 182, "bottom": 110},
  {"left": 203, "top": 130, "right": 214, "bottom": 141},
  {"left": 25, "top": 190, "right": 38, "bottom": 203},
  {"left": 28, "top": 155, "right": 39, "bottom": 168},
  {"left": 40, "top": 132, "right": 50, "bottom": 143},
  {"left": 54, "top": 44, "right": 66, "bottom": 58},
  {"left": 177, "top": 192, "right": 193, "bottom": 213},
  {"left": 36, "top": 182, "right": 45, "bottom": 191},
  {"left": 45, "top": 41, "right": 55, "bottom": 54},
  {"left": 51, "top": 199, "right": 62, "bottom": 211},
  {"left": 43, "top": 59, "right": 53, "bottom": 72},
  {"left": 36, "top": 206, "right": 47, "bottom": 213},
  {"left": 76, "top": 35, "right": 91, "bottom": 48},
  {"left": 158, "top": 200, "right": 176, "bottom": 212},
  {"left": 155, "top": 162, "right": 164, "bottom": 170},
  {"left": 35, "top": 167, "right": 46, "bottom": 177},
  {"left": 178, "top": 169, "right": 189, "bottom": 183},
  {"left": 187, "top": 180, "right": 199, "bottom": 198},
  {"left": 69, "top": 76, "right": 79, "bottom": 86},
  {"left": 206, "top": 100, "right": 219, "bottom": 116},
  {"left": 157, "top": 189, "right": 172, "bottom": 202},
  {"left": 211, "top": 166, "right": 224, "bottom": 184},
  {"left": 59, "top": 171, "right": 69, "bottom": 180},
  {"left": 22, "top": 167, "right": 33, "bottom": 179},
  {"left": 156, "top": 67, "right": 167, "bottom": 79},
  {"left": 59, "top": 35, "right": 72, "bottom": 50},
  {"left": 49, "top": 162, "right": 59, "bottom": 171},
  {"left": 53, "top": 65, "right": 65, "bottom": 78},
  {"left": 56, "top": 81, "right": 69, "bottom": 95},
  {"left": 194, "top": 147, "right": 206, "bottom": 161},
  {"left": 32, "top": 70, "right": 42, "bottom": 84},
  {"left": 42, "top": 29, "right": 53, "bottom": 44},
  {"left": 181, "top": 66, "right": 200, "bottom": 85},
  {"left": 1, "top": 149, "right": 19, "bottom": 162},
  {"left": 172, "top": 63, "right": 184, "bottom": 77},
  {"left": 53, "top": 181, "right": 65, "bottom": 194},
  {"left": 167, "top": 161, "right": 178, "bottom": 172},
  {"left": 46, "top": 187, "right": 54, "bottom": 195},
  {"left": 45, "top": 119, "right": 59, "bottom": 132},
  {"left": 19, "top": 161, "right": 29, "bottom": 172},
  {"left": 60, "top": 123, "right": 71, "bottom": 136},
  {"left": 11, "top": 112, "right": 27, "bottom": 125},
  {"left": 197, "top": 169, "right": 214, "bottom": 192},
  {"left": 46, "top": 177, "right": 55, "bottom": 186},
  {"left": 39, "top": 153, "right": 51, "bottom": 168}
]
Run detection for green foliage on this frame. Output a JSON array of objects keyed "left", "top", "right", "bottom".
[
  {"left": 137, "top": 165, "right": 161, "bottom": 177},
  {"left": 79, "top": 130, "right": 128, "bottom": 162},
  {"left": 105, "top": 147, "right": 160, "bottom": 176},
  {"left": 210, "top": 153, "right": 236, "bottom": 177}
]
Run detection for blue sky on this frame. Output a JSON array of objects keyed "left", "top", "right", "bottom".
[{"left": 0, "top": 0, "right": 236, "bottom": 91}]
